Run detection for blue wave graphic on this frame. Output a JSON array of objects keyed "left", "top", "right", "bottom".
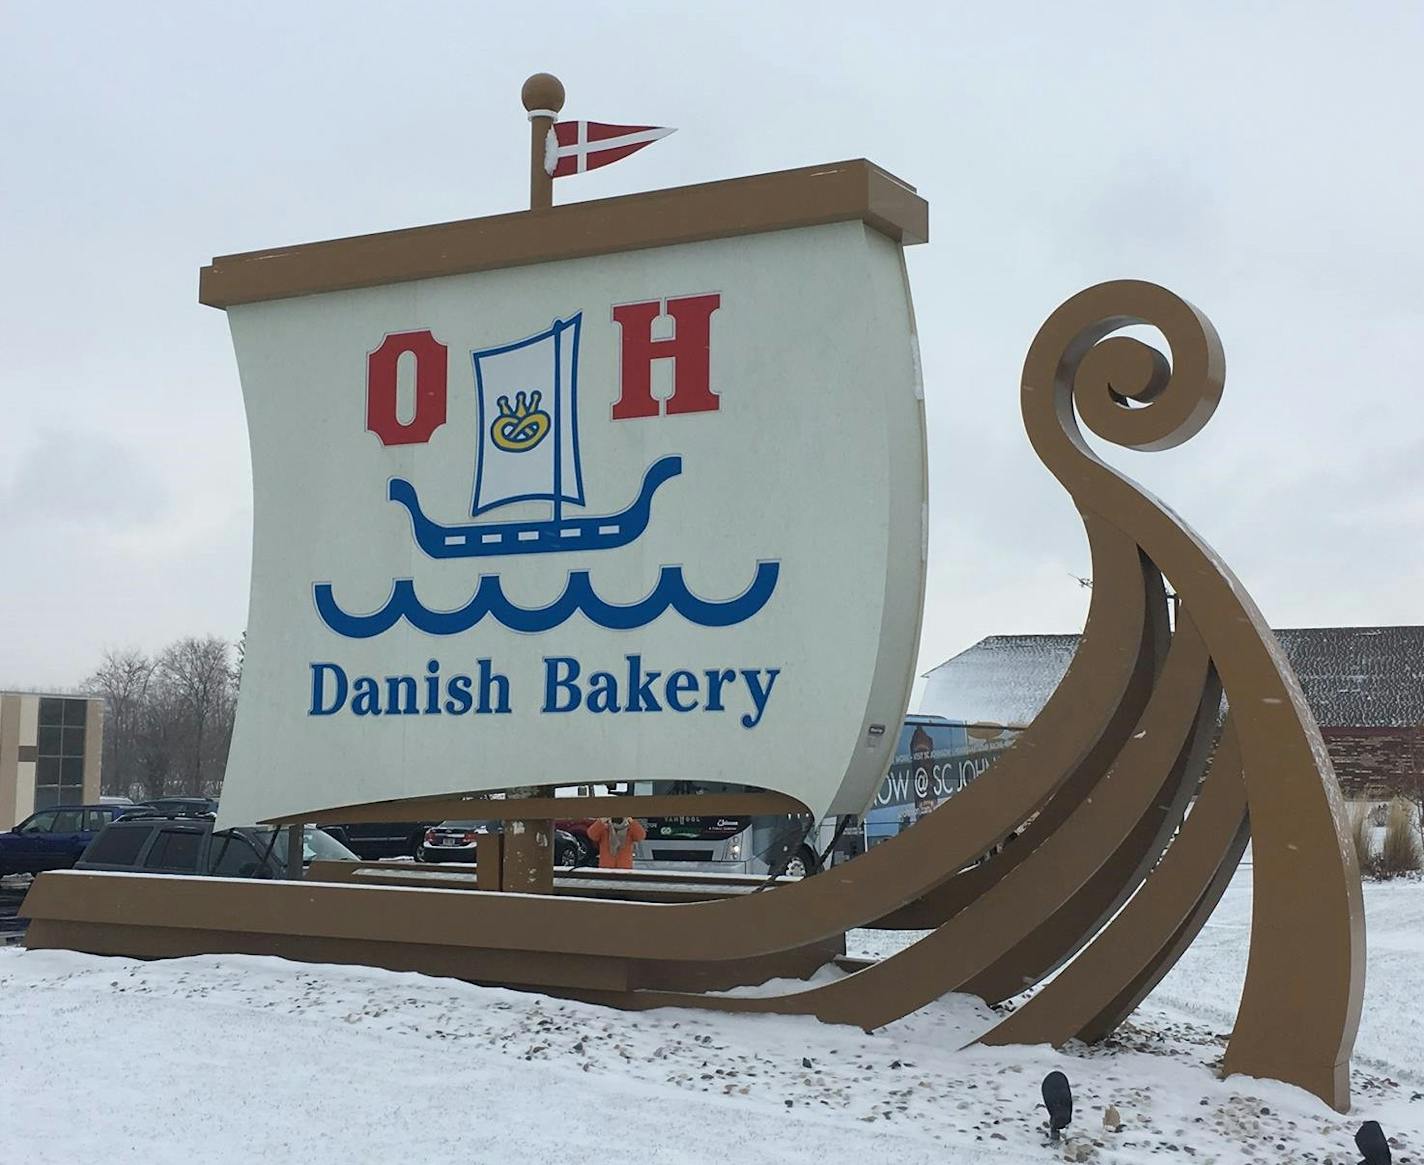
[{"left": 313, "top": 563, "right": 780, "bottom": 639}]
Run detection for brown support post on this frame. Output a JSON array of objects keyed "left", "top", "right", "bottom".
[
  {"left": 284, "top": 823, "right": 302, "bottom": 881},
  {"left": 476, "top": 832, "right": 505, "bottom": 892},
  {"left": 501, "top": 787, "right": 554, "bottom": 894},
  {"left": 521, "top": 73, "right": 564, "bottom": 211}
]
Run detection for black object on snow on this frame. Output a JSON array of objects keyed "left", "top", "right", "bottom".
[
  {"left": 1041, "top": 1071, "right": 1072, "bottom": 1143},
  {"left": 1356, "top": 1120, "right": 1391, "bottom": 1165}
]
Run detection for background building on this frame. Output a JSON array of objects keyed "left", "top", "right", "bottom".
[
  {"left": 921, "top": 626, "right": 1424, "bottom": 802},
  {"left": 0, "top": 691, "right": 104, "bottom": 829}
]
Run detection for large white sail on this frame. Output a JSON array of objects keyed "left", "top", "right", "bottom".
[{"left": 213, "top": 166, "right": 928, "bottom": 829}]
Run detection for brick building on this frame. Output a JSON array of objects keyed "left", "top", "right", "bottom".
[{"left": 921, "top": 626, "right": 1424, "bottom": 801}]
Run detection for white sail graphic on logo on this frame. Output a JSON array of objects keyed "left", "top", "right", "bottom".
[{"left": 472, "top": 314, "right": 584, "bottom": 518}]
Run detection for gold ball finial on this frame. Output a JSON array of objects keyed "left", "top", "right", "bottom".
[{"left": 521, "top": 73, "right": 565, "bottom": 116}]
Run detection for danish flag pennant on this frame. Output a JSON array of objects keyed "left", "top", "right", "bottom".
[{"left": 544, "top": 121, "right": 675, "bottom": 179}]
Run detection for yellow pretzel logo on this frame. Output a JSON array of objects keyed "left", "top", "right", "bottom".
[{"left": 490, "top": 391, "right": 551, "bottom": 453}]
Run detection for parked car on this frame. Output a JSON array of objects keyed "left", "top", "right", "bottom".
[
  {"left": 76, "top": 816, "right": 357, "bottom": 878},
  {"left": 553, "top": 817, "right": 598, "bottom": 865},
  {"left": 417, "top": 820, "right": 584, "bottom": 867},
  {"left": 0, "top": 805, "right": 137, "bottom": 876},
  {"left": 133, "top": 796, "right": 220, "bottom": 817},
  {"left": 321, "top": 821, "right": 435, "bottom": 861}
]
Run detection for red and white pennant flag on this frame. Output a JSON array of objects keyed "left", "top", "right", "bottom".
[{"left": 544, "top": 121, "right": 675, "bottom": 178}]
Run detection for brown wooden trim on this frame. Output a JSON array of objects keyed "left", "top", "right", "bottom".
[
  {"left": 475, "top": 834, "right": 502, "bottom": 891},
  {"left": 21, "top": 871, "right": 839, "bottom": 994},
  {"left": 961, "top": 619, "right": 1219, "bottom": 1004},
  {"left": 1319, "top": 724, "right": 1417, "bottom": 737},
  {"left": 25, "top": 918, "right": 637, "bottom": 992},
  {"left": 978, "top": 724, "right": 1249, "bottom": 1048},
  {"left": 875, "top": 535, "right": 1167, "bottom": 931},
  {"left": 23, "top": 916, "right": 840, "bottom": 997},
  {"left": 1018, "top": 280, "right": 1362, "bottom": 1111},
  {"left": 275, "top": 790, "right": 806, "bottom": 826},
  {"left": 304, "top": 860, "right": 747, "bottom": 904},
  {"left": 198, "top": 159, "right": 927, "bottom": 309},
  {"left": 556, "top": 865, "right": 776, "bottom": 887}
]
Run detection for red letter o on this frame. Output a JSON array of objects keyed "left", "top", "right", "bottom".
[{"left": 366, "top": 331, "right": 448, "bottom": 446}]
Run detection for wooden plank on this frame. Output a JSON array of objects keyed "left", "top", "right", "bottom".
[{"left": 199, "top": 159, "right": 927, "bottom": 308}]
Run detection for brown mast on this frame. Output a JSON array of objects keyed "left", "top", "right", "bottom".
[
  {"left": 497, "top": 74, "right": 570, "bottom": 894},
  {"left": 521, "top": 72, "right": 565, "bottom": 211}
]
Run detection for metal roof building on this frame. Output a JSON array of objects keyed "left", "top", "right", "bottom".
[{"left": 921, "top": 626, "right": 1424, "bottom": 799}]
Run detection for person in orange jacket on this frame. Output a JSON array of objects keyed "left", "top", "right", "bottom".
[{"left": 585, "top": 816, "right": 646, "bottom": 869}]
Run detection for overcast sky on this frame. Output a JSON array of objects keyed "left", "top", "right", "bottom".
[{"left": 3, "top": 1, "right": 1421, "bottom": 697}]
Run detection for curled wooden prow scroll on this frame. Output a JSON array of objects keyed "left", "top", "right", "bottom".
[
  {"left": 1003, "top": 279, "right": 1366, "bottom": 1110},
  {"left": 564, "top": 280, "right": 1365, "bottom": 1113}
]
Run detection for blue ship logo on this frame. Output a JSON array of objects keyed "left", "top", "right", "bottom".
[
  {"left": 313, "top": 310, "right": 779, "bottom": 638},
  {"left": 387, "top": 314, "right": 683, "bottom": 560}
]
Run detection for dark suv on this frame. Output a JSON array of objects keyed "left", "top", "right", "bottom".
[{"left": 76, "top": 817, "right": 356, "bottom": 878}]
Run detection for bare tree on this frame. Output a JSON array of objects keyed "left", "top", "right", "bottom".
[
  {"left": 85, "top": 647, "right": 154, "bottom": 797},
  {"left": 134, "top": 680, "right": 184, "bottom": 800},
  {"left": 84, "top": 636, "right": 239, "bottom": 801},
  {"left": 156, "top": 636, "right": 236, "bottom": 796}
]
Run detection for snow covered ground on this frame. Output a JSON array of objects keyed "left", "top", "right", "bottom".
[{"left": 1, "top": 865, "right": 1419, "bottom": 1164}]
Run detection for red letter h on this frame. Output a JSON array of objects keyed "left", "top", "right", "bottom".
[{"left": 611, "top": 293, "right": 721, "bottom": 420}]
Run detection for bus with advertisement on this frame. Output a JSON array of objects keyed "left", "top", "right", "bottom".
[{"left": 618, "top": 714, "right": 1020, "bottom": 877}]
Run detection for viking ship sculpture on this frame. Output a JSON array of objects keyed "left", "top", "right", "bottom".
[{"left": 22, "top": 74, "right": 1365, "bottom": 1113}]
